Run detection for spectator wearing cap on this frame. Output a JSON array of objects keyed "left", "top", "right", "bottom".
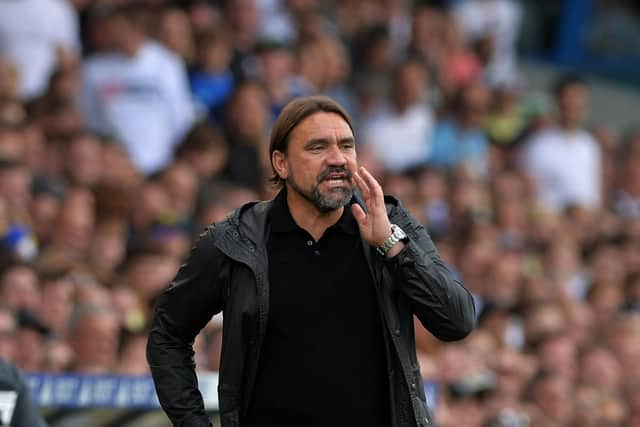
[{"left": 14, "top": 310, "right": 49, "bottom": 373}]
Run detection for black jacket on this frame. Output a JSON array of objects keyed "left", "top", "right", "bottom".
[
  {"left": 0, "top": 358, "right": 48, "bottom": 427},
  {"left": 147, "top": 193, "right": 476, "bottom": 427}
]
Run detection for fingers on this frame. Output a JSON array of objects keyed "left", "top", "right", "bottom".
[
  {"left": 357, "top": 166, "right": 383, "bottom": 207},
  {"left": 354, "top": 170, "right": 371, "bottom": 199},
  {"left": 351, "top": 203, "right": 367, "bottom": 225}
]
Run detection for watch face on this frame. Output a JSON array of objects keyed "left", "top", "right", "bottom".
[{"left": 394, "top": 226, "right": 406, "bottom": 239}]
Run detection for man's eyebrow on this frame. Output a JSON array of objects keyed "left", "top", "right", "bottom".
[
  {"left": 304, "top": 136, "right": 355, "bottom": 148},
  {"left": 304, "top": 138, "right": 329, "bottom": 148}
]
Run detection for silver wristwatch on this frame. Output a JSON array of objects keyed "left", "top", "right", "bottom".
[{"left": 376, "top": 224, "right": 408, "bottom": 256}]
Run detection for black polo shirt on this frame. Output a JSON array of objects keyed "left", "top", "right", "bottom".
[{"left": 245, "top": 190, "right": 390, "bottom": 427}]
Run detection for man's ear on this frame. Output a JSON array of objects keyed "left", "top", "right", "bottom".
[{"left": 272, "top": 150, "right": 288, "bottom": 180}]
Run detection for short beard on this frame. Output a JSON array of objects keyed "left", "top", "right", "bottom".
[{"left": 287, "top": 166, "right": 354, "bottom": 213}]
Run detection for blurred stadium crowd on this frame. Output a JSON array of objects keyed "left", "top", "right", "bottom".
[{"left": 0, "top": 0, "right": 639, "bottom": 426}]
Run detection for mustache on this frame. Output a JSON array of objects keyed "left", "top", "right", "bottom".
[{"left": 317, "top": 166, "right": 353, "bottom": 182}]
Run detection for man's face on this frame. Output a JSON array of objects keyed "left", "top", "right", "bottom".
[
  {"left": 276, "top": 112, "right": 357, "bottom": 212},
  {"left": 72, "top": 313, "right": 119, "bottom": 372},
  {"left": 557, "top": 84, "right": 588, "bottom": 129}
]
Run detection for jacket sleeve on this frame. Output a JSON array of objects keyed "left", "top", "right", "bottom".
[
  {"left": 385, "top": 208, "right": 476, "bottom": 342},
  {"left": 146, "top": 227, "right": 224, "bottom": 427}
]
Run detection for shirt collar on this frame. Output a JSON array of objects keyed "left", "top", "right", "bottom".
[
  {"left": 269, "top": 188, "right": 359, "bottom": 235},
  {"left": 269, "top": 188, "right": 298, "bottom": 233}
]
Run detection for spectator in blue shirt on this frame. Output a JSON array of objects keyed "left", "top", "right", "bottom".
[
  {"left": 429, "top": 82, "right": 491, "bottom": 179},
  {"left": 190, "top": 27, "right": 235, "bottom": 124}
]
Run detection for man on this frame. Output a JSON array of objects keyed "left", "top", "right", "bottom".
[
  {"left": 521, "top": 74, "right": 601, "bottom": 212},
  {"left": 68, "top": 304, "right": 120, "bottom": 374},
  {"left": 147, "top": 96, "right": 475, "bottom": 427},
  {"left": 361, "top": 59, "right": 435, "bottom": 173},
  {"left": 79, "top": 5, "right": 194, "bottom": 175}
]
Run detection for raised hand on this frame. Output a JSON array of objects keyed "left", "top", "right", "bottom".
[{"left": 351, "top": 166, "right": 393, "bottom": 247}]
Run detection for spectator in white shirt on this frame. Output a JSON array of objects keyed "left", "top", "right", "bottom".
[
  {"left": 521, "top": 75, "right": 602, "bottom": 212},
  {"left": 361, "top": 58, "right": 434, "bottom": 173},
  {"left": 452, "top": 0, "right": 522, "bottom": 88},
  {"left": 79, "top": 5, "right": 195, "bottom": 175},
  {"left": 0, "top": 0, "right": 81, "bottom": 100}
]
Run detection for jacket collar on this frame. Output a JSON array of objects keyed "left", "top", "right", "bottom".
[{"left": 213, "top": 186, "right": 403, "bottom": 255}]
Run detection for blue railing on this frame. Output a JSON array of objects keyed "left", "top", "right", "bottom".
[{"left": 26, "top": 373, "right": 438, "bottom": 411}]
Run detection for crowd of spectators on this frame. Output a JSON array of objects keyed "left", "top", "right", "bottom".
[{"left": 0, "top": 0, "right": 639, "bottom": 426}]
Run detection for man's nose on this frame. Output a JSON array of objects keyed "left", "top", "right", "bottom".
[{"left": 325, "top": 144, "right": 347, "bottom": 166}]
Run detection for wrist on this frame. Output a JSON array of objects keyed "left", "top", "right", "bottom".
[
  {"left": 376, "top": 224, "right": 408, "bottom": 256},
  {"left": 384, "top": 241, "right": 405, "bottom": 258},
  {"left": 373, "top": 226, "right": 393, "bottom": 247}
]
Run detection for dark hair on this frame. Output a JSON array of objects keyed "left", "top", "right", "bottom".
[
  {"left": 175, "top": 120, "right": 225, "bottom": 158},
  {"left": 195, "top": 26, "right": 231, "bottom": 50},
  {"left": 552, "top": 73, "right": 586, "bottom": 98},
  {"left": 268, "top": 95, "right": 354, "bottom": 187}
]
